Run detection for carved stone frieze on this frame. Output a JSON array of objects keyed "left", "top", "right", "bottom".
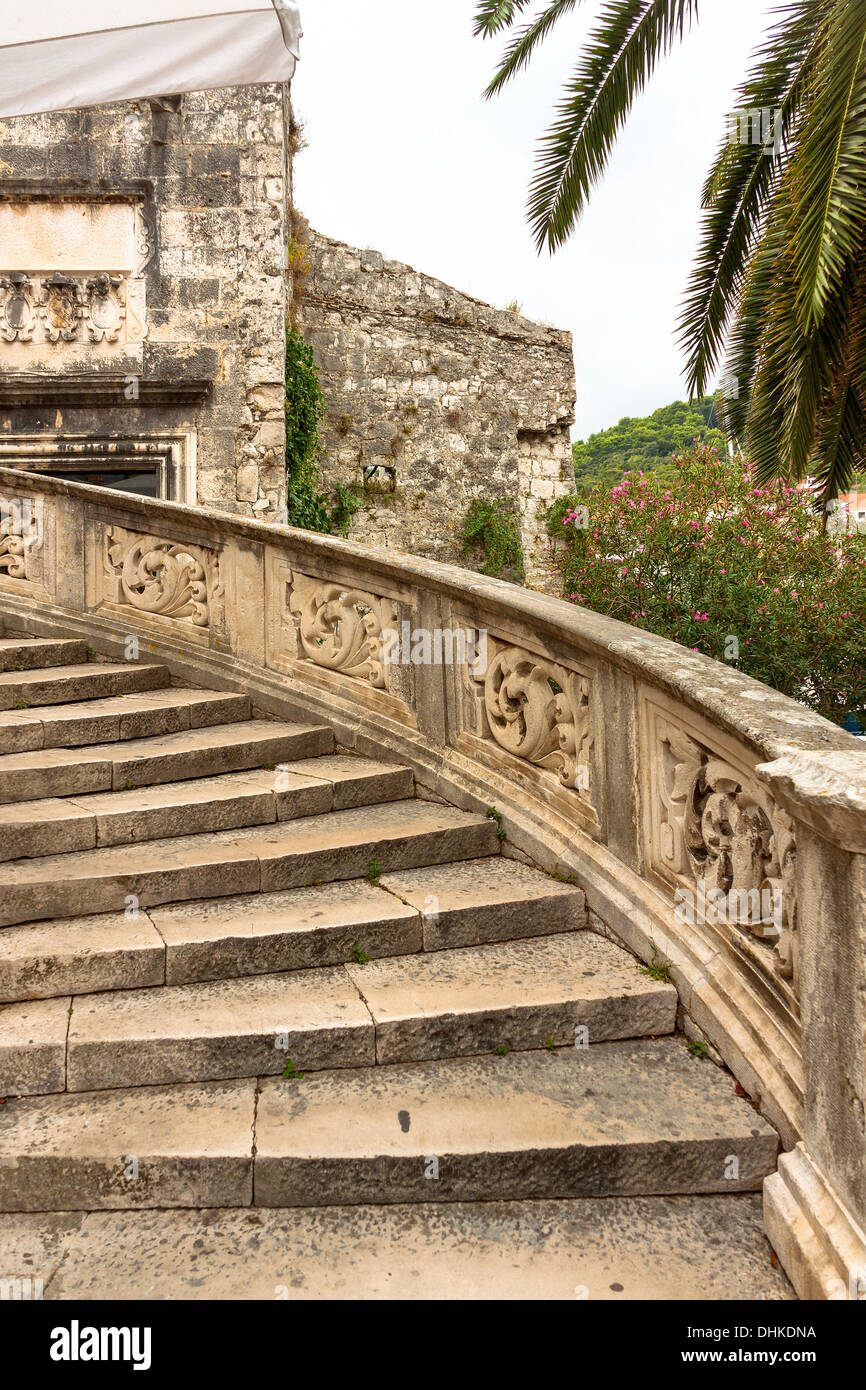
[
  {"left": 103, "top": 529, "right": 221, "bottom": 628},
  {"left": 288, "top": 573, "right": 396, "bottom": 688},
  {"left": 472, "top": 639, "right": 594, "bottom": 802},
  {"left": 649, "top": 706, "right": 799, "bottom": 992}
]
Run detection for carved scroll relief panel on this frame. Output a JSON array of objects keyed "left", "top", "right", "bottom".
[
  {"left": 264, "top": 555, "right": 414, "bottom": 721},
  {"left": 462, "top": 632, "right": 598, "bottom": 827},
  {"left": 86, "top": 522, "right": 222, "bottom": 641},
  {"left": 0, "top": 489, "right": 54, "bottom": 600},
  {"left": 642, "top": 691, "right": 799, "bottom": 1004}
]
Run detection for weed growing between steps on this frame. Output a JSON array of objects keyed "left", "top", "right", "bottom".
[
  {"left": 640, "top": 944, "right": 674, "bottom": 984},
  {"left": 486, "top": 807, "right": 507, "bottom": 842}
]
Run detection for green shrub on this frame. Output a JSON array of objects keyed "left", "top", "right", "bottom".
[
  {"left": 460, "top": 496, "right": 525, "bottom": 582},
  {"left": 285, "top": 326, "right": 331, "bottom": 534},
  {"left": 547, "top": 442, "right": 866, "bottom": 728}
]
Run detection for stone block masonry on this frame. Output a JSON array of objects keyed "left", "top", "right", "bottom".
[
  {"left": 298, "top": 232, "right": 576, "bottom": 584},
  {"left": 0, "top": 85, "right": 290, "bottom": 520}
]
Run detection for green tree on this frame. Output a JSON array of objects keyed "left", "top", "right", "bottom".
[
  {"left": 475, "top": 0, "right": 866, "bottom": 505},
  {"left": 573, "top": 396, "right": 726, "bottom": 490}
]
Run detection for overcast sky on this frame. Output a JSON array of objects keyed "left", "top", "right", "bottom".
[{"left": 292, "top": 0, "right": 777, "bottom": 439}]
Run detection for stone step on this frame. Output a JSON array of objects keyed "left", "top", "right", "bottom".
[
  {"left": 255, "top": 1039, "right": 781, "bottom": 1207},
  {"left": 0, "top": 662, "right": 169, "bottom": 712},
  {"left": 0, "top": 756, "right": 413, "bottom": 861},
  {"left": 380, "top": 857, "right": 586, "bottom": 950},
  {"left": 0, "top": 932, "right": 672, "bottom": 1094},
  {"left": 345, "top": 932, "right": 677, "bottom": 1065},
  {"left": 0, "top": 856, "right": 580, "bottom": 1001},
  {"left": 6, "top": 1196, "right": 793, "bottom": 1299},
  {"left": 0, "top": 800, "right": 498, "bottom": 927},
  {"left": 0, "top": 1040, "right": 780, "bottom": 1211},
  {"left": 0, "top": 636, "right": 88, "bottom": 673},
  {"left": 0, "top": 718, "right": 332, "bottom": 805},
  {"left": 154, "top": 855, "right": 582, "bottom": 987},
  {"left": 0, "top": 688, "right": 250, "bottom": 755}
]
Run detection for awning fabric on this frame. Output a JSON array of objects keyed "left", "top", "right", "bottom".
[{"left": 0, "top": 2, "right": 302, "bottom": 119}]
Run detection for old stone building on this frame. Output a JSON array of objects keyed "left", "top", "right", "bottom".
[
  {"left": 297, "top": 232, "right": 576, "bottom": 581},
  {"left": 0, "top": 86, "right": 290, "bottom": 519},
  {"left": 0, "top": 81, "right": 576, "bottom": 580}
]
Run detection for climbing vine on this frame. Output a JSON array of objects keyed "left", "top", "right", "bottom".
[{"left": 460, "top": 496, "right": 525, "bottom": 582}]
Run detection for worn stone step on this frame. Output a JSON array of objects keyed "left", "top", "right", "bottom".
[
  {"left": 40, "top": 932, "right": 671, "bottom": 1093},
  {"left": 0, "top": 881, "right": 421, "bottom": 1003},
  {"left": 380, "top": 857, "right": 586, "bottom": 949},
  {"left": 0, "top": 1079, "right": 256, "bottom": 1210},
  {"left": 8, "top": 1196, "right": 793, "bottom": 1299},
  {"left": 0, "top": 662, "right": 169, "bottom": 711},
  {"left": 64, "top": 966, "right": 375, "bottom": 1092},
  {"left": 0, "top": 995, "right": 70, "bottom": 1096},
  {"left": 153, "top": 879, "right": 423, "bottom": 987},
  {"left": 254, "top": 1040, "right": 780, "bottom": 1207},
  {"left": 0, "top": 801, "right": 498, "bottom": 927},
  {"left": 0, "top": 718, "right": 332, "bottom": 805},
  {"left": 0, "top": 930, "right": 679, "bottom": 1095},
  {"left": 0, "top": 1040, "right": 780, "bottom": 1211},
  {"left": 0, "top": 854, "right": 580, "bottom": 1001},
  {"left": 0, "top": 636, "right": 88, "bottom": 673},
  {"left": 345, "top": 933, "right": 677, "bottom": 1064},
  {"left": 0, "top": 912, "right": 166, "bottom": 1004},
  {"left": 0, "top": 763, "right": 361, "bottom": 861},
  {"left": 0, "top": 688, "right": 250, "bottom": 755}
]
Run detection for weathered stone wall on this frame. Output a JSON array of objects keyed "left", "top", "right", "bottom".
[
  {"left": 298, "top": 231, "right": 576, "bottom": 583},
  {"left": 0, "top": 85, "right": 289, "bottom": 519}
]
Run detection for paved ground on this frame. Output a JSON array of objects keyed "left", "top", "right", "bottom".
[{"left": 1, "top": 1195, "right": 794, "bottom": 1300}]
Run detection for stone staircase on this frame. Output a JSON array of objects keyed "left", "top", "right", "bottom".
[{"left": 0, "top": 633, "right": 792, "bottom": 1298}]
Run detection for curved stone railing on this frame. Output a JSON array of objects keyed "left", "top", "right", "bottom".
[{"left": 1, "top": 465, "right": 865, "bottom": 1299}]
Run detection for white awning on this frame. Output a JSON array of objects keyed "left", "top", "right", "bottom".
[{"left": 0, "top": 2, "right": 302, "bottom": 119}]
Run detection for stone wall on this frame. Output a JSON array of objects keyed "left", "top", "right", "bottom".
[
  {"left": 0, "top": 85, "right": 289, "bottom": 519},
  {"left": 298, "top": 231, "right": 576, "bottom": 584}
]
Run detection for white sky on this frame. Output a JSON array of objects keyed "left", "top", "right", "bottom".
[{"left": 291, "top": 0, "right": 777, "bottom": 438}]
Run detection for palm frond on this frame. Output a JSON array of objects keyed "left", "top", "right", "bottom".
[
  {"left": 473, "top": 0, "right": 535, "bottom": 39},
  {"left": 485, "top": 2, "right": 583, "bottom": 99},
  {"left": 526, "top": 0, "right": 699, "bottom": 253},
  {"left": 789, "top": 0, "right": 866, "bottom": 330},
  {"left": 679, "top": 0, "right": 825, "bottom": 396}
]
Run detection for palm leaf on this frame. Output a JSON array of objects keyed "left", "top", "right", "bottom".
[
  {"left": 679, "top": 0, "right": 825, "bottom": 396},
  {"left": 473, "top": 1, "right": 535, "bottom": 38},
  {"left": 484, "top": 2, "right": 584, "bottom": 98},
  {"left": 789, "top": 0, "right": 866, "bottom": 329},
  {"left": 526, "top": 0, "right": 699, "bottom": 253}
]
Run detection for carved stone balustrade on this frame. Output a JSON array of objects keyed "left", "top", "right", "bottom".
[{"left": 0, "top": 463, "right": 864, "bottom": 1303}]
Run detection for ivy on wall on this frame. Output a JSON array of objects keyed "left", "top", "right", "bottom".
[{"left": 459, "top": 497, "right": 525, "bottom": 583}]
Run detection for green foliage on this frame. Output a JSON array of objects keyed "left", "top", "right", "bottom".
[
  {"left": 572, "top": 397, "right": 726, "bottom": 492},
  {"left": 476, "top": 0, "right": 866, "bottom": 501},
  {"left": 494, "top": 1044, "right": 510, "bottom": 1056},
  {"left": 687, "top": 1040, "right": 710, "bottom": 1059},
  {"left": 282, "top": 1058, "right": 304, "bottom": 1080},
  {"left": 350, "top": 942, "right": 371, "bottom": 965},
  {"left": 366, "top": 859, "right": 382, "bottom": 884},
  {"left": 285, "top": 328, "right": 361, "bottom": 537},
  {"left": 460, "top": 497, "right": 525, "bottom": 581},
  {"left": 639, "top": 945, "right": 675, "bottom": 985},
  {"left": 285, "top": 326, "right": 331, "bottom": 534},
  {"left": 547, "top": 441, "right": 866, "bottom": 727},
  {"left": 486, "top": 806, "right": 507, "bottom": 842},
  {"left": 330, "top": 482, "right": 361, "bottom": 538}
]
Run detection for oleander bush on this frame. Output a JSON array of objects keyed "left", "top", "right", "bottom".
[{"left": 546, "top": 442, "right": 866, "bottom": 728}]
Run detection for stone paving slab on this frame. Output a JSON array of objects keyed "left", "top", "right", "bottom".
[
  {"left": 0, "top": 1079, "right": 256, "bottom": 1210},
  {"left": 2, "top": 1196, "right": 793, "bottom": 1300}
]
